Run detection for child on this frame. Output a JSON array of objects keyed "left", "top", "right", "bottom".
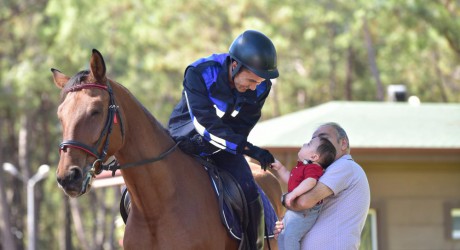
[{"left": 271, "top": 137, "right": 336, "bottom": 250}]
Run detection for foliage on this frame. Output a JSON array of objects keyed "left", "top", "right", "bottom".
[{"left": 0, "top": 0, "right": 459, "bottom": 249}]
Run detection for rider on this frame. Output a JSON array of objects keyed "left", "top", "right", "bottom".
[{"left": 168, "top": 30, "right": 279, "bottom": 249}]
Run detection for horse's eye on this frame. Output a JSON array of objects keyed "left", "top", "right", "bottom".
[{"left": 90, "top": 110, "right": 101, "bottom": 117}]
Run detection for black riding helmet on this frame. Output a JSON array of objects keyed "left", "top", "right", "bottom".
[{"left": 229, "top": 30, "right": 279, "bottom": 80}]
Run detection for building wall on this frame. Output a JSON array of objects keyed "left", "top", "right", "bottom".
[{"left": 362, "top": 160, "right": 460, "bottom": 250}]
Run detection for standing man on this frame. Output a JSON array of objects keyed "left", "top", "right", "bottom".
[
  {"left": 168, "top": 30, "right": 279, "bottom": 250},
  {"left": 274, "top": 122, "right": 371, "bottom": 250}
]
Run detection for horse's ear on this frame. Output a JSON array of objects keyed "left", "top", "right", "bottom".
[
  {"left": 89, "top": 49, "right": 107, "bottom": 84},
  {"left": 51, "top": 68, "right": 70, "bottom": 89}
]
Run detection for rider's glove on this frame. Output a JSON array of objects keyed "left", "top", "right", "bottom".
[
  {"left": 177, "top": 134, "right": 203, "bottom": 155},
  {"left": 177, "top": 136, "right": 197, "bottom": 155},
  {"left": 243, "top": 142, "right": 275, "bottom": 171}
]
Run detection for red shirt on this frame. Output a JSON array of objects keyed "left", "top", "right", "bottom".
[{"left": 287, "top": 161, "right": 324, "bottom": 192}]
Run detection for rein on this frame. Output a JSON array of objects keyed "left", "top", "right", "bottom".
[
  {"left": 102, "top": 141, "right": 181, "bottom": 176},
  {"left": 59, "top": 82, "right": 179, "bottom": 192}
]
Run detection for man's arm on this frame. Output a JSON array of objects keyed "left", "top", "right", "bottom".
[
  {"left": 183, "top": 68, "right": 246, "bottom": 153},
  {"left": 286, "top": 181, "right": 333, "bottom": 211},
  {"left": 285, "top": 177, "right": 317, "bottom": 207}
]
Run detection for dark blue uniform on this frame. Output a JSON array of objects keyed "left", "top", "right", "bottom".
[{"left": 168, "top": 53, "right": 272, "bottom": 201}]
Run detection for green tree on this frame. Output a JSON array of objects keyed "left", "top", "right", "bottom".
[{"left": 1, "top": 0, "right": 459, "bottom": 249}]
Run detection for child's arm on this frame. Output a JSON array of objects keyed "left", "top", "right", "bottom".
[
  {"left": 285, "top": 177, "right": 317, "bottom": 207},
  {"left": 270, "top": 159, "right": 290, "bottom": 184}
]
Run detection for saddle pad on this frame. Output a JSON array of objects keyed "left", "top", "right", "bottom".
[{"left": 211, "top": 178, "right": 278, "bottom": 240}]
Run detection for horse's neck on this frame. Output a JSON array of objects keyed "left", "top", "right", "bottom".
[
  {"left": 112, "top": 83, "right": 180, "bottom": 213},
  {"left": 114, "top": 85, "right": 172, "bottom": 163}
]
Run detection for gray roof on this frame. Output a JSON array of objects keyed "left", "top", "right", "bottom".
[{"left": 248, "top": 101, "right": 460, "bottom": 149}]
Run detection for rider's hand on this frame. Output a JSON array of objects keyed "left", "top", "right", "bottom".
[
  {"left": 177, "top": 135, "right": 201, "bottom": 155},
  {"left": 243, "top": 143, "right": 274, "bottom": 171}
]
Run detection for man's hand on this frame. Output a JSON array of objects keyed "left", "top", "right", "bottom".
[
  {"left": 285, "top": 192, "right": 297, "bottom": 207},
  {"left": 243, "top": 143, "right": 275, "bottom": 170},
  {"left": 177, "top": 136, "right": 198, "bottom": 155},
  {"left": 177, "top": 134, "right": 208, "bottom": 155},
  {"left": 273, "top": 220, "right": 284, "bottom": 240}
]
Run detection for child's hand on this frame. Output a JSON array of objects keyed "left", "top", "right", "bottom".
[
  {"left": 271, "top": 159, "right": 282, "bottom": 170},
  {"left": 285, "top": 192, "right": 297, "bottom": 207}
]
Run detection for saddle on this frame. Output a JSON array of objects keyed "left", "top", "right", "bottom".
[{"left": 119, "top": 156, "right": 277, "bottom": 248}]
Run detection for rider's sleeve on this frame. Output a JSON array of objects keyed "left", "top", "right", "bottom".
[{"left": 183, "top": 67, "right": 247, "bottom": 154}]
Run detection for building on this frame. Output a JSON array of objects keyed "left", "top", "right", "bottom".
[{"left": 248, "top": 101, "right": 460, "bottom": 250}]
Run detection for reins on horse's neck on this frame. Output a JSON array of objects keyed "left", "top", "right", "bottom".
[{"left": 101, "top": 141, "right": 181, "bottom": 176}]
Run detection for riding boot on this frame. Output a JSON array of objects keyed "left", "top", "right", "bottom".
[{"left": 247, "top": 196, "right": 265, "bottom": 250}]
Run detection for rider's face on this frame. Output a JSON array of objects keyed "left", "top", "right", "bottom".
[{"left": 232, "top": 64, "right": 264, "bottom": 93}]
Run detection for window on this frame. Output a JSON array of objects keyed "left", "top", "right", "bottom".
[
  {"left": 452, "top": 208, "right": 460, "bottom": 239},
  {"left": 360, "top": 208, "right": 378, "bottom": 250}
]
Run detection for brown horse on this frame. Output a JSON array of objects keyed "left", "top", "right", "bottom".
[{"left": 52, "top": 49, "right": 284, "bottom": 249}]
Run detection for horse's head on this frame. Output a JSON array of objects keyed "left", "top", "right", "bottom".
[{"left": 52, "top": 49, "right": 124, "bottom": 197}]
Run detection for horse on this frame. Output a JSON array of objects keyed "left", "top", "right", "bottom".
[{"left": 52, "top": 49, "right": 284, "bottom": 249}]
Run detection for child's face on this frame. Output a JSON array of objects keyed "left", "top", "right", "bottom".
[{"left": 297, "top": 137, "right": 320, "bottom": 162}]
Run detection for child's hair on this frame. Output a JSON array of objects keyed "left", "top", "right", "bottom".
[{"left": 317, "top": 137, "right": 336, "bottom": 169}]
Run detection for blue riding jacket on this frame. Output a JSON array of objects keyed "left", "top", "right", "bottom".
[{"left": 168, "top": 53, "right": 272, "bottom": 155}]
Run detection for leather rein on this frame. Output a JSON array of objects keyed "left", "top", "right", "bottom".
[{"left": 59, "top": 82, "right": 180, "bottom": 191}]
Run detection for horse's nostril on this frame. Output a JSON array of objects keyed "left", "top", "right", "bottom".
[
  {"left": 69, "top": 167, "right": 82, "bottom": 180},
  {"left": 57, "top": 167, "right": 83, "bottom": 186}
]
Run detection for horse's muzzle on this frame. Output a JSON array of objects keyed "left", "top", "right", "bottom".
[{"left": 56, "top": 166, "right": 88, "bottom": 197}]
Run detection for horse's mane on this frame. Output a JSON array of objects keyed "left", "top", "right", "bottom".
[{"left": 115, "top": 81, "right": 170, "bottom": 134}]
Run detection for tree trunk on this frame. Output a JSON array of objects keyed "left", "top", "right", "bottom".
[
  {"left": 18, "top": 114, "right": 31, "bottom": 178},
  {"left": 363, "top": 17, "right": 385, "bottom": 101},
  {"left": 91, "top": 190, "right": 106, "bottom": 250},
  {"left": 328, "top": 23, "right": 338, "bottom": 100},
  {"left": 432, "top": 49, "right": 449, "bottom": 102},
  {"left": 70, "top": 198, "right": 90, "bottom": 250},
  {"left": 345, "top": 45, "right": 355, "bottom": 100},
  {"left": 59, "top": 197, "right": 73, "bottom": 250},
  {"left": 0, "top": 118, "right": 18, "bottom": 250},
  {"left": 269, "top": 79, "right": 280, "bottom": 118},
  {"left": 108, "top": 187, "right": 121, "bottom": 250}
]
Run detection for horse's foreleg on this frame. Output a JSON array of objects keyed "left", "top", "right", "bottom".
[{"left": 123, "top": 209, "right": 157, "bottom": 250}]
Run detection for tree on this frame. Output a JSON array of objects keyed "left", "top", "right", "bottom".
[{"left": 1, "top": 0, "right": 460, "bottom": 248}]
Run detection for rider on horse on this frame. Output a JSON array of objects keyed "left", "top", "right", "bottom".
[{"left": 168, "top": 30, "right": 279, "bottom": 250}]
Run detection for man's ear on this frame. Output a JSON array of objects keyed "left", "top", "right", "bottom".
[
  {"left": 231, "top": 60, "right": 238, "bottom": 70},
  {"left": 311, "top": 154, "right": 320, "bottom": 162},
  {"left": 340, "top": 138, "right": 348, "bottom": 151}
]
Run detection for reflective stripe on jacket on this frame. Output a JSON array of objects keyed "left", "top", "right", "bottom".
[{"left": 168, "top": 53, "right": 271, "bottom": 154}]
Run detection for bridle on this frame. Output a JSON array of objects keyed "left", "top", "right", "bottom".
[
  {"left": 59, "top": 81, "right": 180, "bottom": 193},
  {"left": 59, "top": 83, "right": 120, "bottom": 163}
]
